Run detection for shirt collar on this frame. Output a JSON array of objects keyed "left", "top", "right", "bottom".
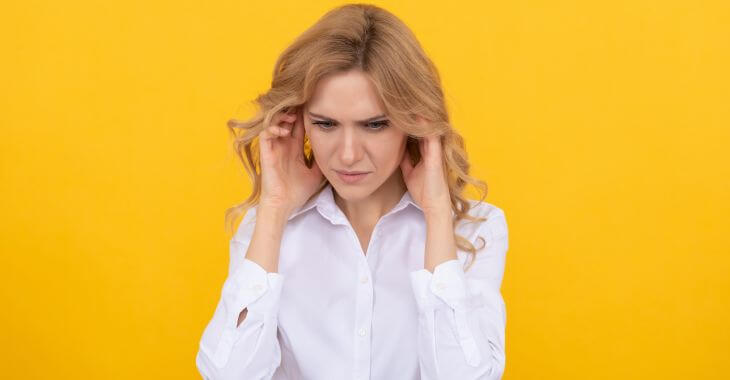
[{"left": 287, "top": 182, "right": 422, "bottom": 225}]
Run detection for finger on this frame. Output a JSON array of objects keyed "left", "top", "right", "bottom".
[
  {"left": 257, "top": 126, "right": 285, "bottom": 156},
  {"left": 425, "top": 135, "right": 442, "bottom": 164},
  {"left": 275, "top": 110, "right": 296, "bottom": 126},
  {"left": 274, "top": 110, "right": 298, "bottom": 145},
  {"left": 277, "top": 126, "right": 291, "bottom": 136},
  {"left": 258, "top": 127, "right": 272, "bottom": 141},
  {"left": 425, "top": 135, "right": 435, "bottom": 159},
  {"left": 279, "top": 115, "right": 296, "bottom": 137},
  {"left": 258, "top": 128, "right": 273, "bottom": 161},
  {"left": 267, "top": 125, "right": 289, "bottom": 137},
  {"left": 290, "top": 109, "right": 303, "bottom": 143},
  {"left": 266, "top": 110, "right": 296, "bottom": 135}
]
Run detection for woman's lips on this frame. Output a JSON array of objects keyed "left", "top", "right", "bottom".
[{"left": 336, "top": 170, "right": 370, "bottom": 184}]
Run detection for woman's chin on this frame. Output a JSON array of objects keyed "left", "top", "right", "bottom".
[{"left": 330, "top": 180, "right": 375, "bottom": 202}]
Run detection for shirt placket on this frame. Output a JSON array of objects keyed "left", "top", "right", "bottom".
[
  {"left": 354, "top": 259, "right": 373, "bottom": 380},
  {"left": 348, "top": 225, "right": 378, "bottom": 380}
]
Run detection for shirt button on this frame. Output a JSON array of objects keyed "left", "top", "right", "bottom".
[
  {"left": 358, "top": 328, "right": 366, "bottom": 337},
  {"left": 436, "top": 282, "right": 446, "bottom": 290},
  {"left": 360, "top": 276, "right": 369, "bottom": 284}
]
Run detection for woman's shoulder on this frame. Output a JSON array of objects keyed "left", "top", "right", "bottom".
[
  {"left": 456, "top": 199, "right": 508, "bottom": 241},
  {"left": 461, "top": 199, "right": 506, "bottom": 225},
  {"left": 231, "top": 203, "right": 318, "bottom": 243},
  {"left": 465, "top": 199, "right": 506, "bottom": 219}
]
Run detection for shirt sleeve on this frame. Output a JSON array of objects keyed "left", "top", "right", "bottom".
[
  {"left": 409, "top": 206, "right": 509, "bottom": 380},
  {"left": 195, "top": 206, "right": 286, "bottom": 380}
]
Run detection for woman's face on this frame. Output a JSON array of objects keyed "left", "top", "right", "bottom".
[{"left": 303, "top": 69, "right": 408, "bottom": 201}]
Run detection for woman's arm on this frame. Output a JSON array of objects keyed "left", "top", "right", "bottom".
[
  {"left": 245, "top": 204, "right": 290, "bottom": 274},
  {"left": 411, "top": 206, "right": 509, "bottom": 380},
  {"left": 423, "top": 207, "right": 459, "bottom": 272},
  {"left": 195, "top": 205, "right": 290, "bottom": 380}
]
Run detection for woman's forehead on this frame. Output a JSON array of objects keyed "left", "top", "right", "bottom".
[{"left": 306, "top": 70, "right": 386, "bottom": 118}]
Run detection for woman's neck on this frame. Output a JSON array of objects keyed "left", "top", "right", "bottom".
[{"left": 333, "top": 170, "right": 407, "bottom": 228}]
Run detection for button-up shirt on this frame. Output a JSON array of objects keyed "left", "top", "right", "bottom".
[{"left": 196, "top": 183, "right": 509, "bottom": 379}]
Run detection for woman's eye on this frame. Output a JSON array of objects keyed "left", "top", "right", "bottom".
[
  {"left": 311, "top": 120, "right": 389, "bottom": 131},
  {"left": 367, "top": 120, "right": 389, "bottom": 130},
  {"left": 312, "top": 120, "right": 334, "bottom": 130}
]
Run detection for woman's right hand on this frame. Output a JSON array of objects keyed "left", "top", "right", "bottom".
[{"left": 258, "top": 107, "right": 325, "bottom": 216}]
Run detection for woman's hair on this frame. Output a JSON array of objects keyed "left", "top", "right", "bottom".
[{"left": 226, "top": 3, "right": 490, "bottom": 271}]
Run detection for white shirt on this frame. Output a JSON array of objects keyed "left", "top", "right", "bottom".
[{"left": 196, "top": 183, "right": 509, "bottom": 380}]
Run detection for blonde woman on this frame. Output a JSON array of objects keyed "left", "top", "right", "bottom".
[{"left": 196, "top": 4, "right": 509, "bottom": 379}]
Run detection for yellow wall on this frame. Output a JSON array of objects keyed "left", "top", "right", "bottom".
[{"left": 2, "top": 0, "right": 728, "bottom": 378}]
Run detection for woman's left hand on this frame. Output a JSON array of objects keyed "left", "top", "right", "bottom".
[{"left": 400, "top": 118, "right": 452, "bottom": 215}]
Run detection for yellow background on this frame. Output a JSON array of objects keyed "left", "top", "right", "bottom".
[{"left": 2, "top": 0, "right": 728, "bottom": 378}]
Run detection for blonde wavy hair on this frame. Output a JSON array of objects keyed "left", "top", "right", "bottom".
[{"left": 225, "top": 3, "right": 490, "bottom": 271}]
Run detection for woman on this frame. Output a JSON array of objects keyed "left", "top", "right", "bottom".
[{"left": 196, "top": 4, "right": 509, "bottom": 379}]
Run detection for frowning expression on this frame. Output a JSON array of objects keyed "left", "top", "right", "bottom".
[{"left": 303, "top": 69, "right": 408, "bottom": 201}]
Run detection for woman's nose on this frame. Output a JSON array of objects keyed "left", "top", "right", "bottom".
[{"left": 338, "top": 127, "right": 362, "bottom": 165}]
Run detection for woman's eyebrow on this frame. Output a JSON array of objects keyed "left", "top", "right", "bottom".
[{"left": 307, "top": 112, "right": 387, "bottom": 124}]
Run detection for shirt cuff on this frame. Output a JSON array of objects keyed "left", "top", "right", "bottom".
[
  {"left": 221, "top": 257, "right": 285, "bottom": 329},
  {"left": 409, "top": 259, "right": 486, "bottom": 367},
  {"left": 410, "top": 259, "right": 481, "bottom": 311}
]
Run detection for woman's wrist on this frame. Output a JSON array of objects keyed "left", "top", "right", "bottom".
[
  {"left": 257, "top": 203, "right": 291, "bottom": 230},
  {"left": 423, "top": 204, "right": 452, "bottom": 225},
  {"left": 247, "top": 204, "right": 290, "bottom": 274}
]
